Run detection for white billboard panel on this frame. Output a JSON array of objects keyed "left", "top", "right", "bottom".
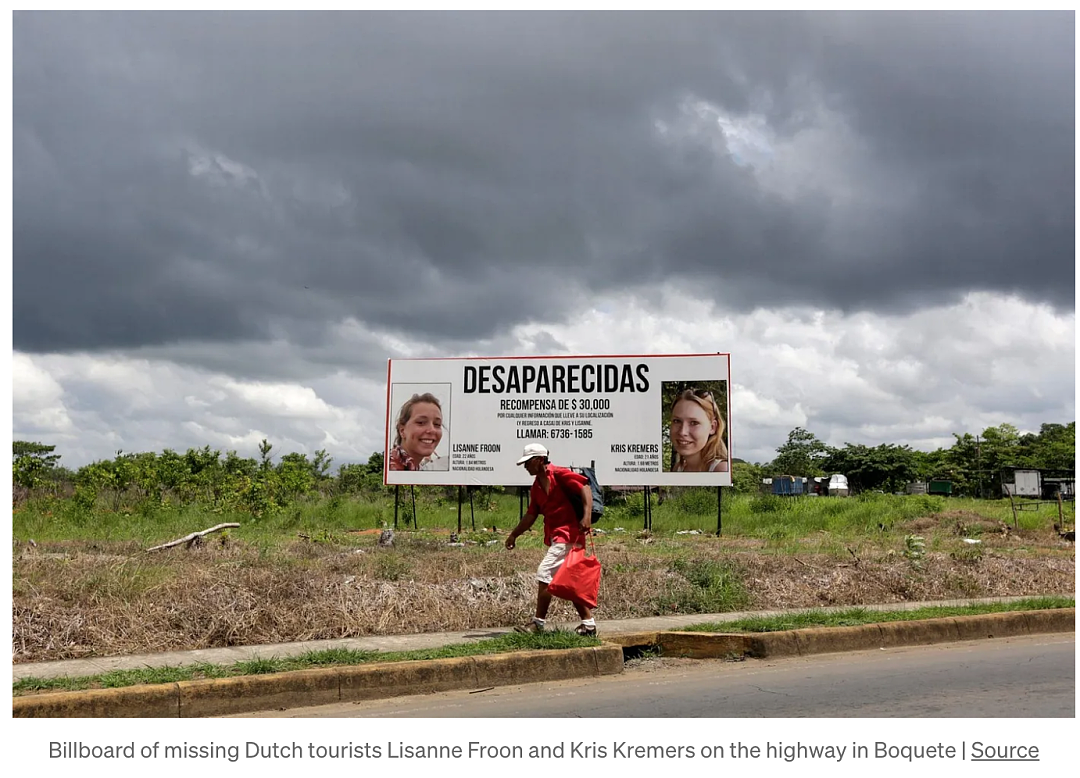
[{"left": 384, "top": 354, "right": 731, "bottom": 487}]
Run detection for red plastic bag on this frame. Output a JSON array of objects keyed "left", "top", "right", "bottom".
[{"left": 547, "top": 542, "right": 601, "bottom": 609}]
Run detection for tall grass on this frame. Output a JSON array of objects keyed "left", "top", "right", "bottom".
[{"left": 13, "top": 488, "right": 1072, "bottom": 547}]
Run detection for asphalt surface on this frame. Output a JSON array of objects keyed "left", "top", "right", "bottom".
[
  {"left": 243, "top": 634, "right": 1076, "bottom": 718},
  {"left": 13, "top": 595, "right": 1067, "bottom": 681}
]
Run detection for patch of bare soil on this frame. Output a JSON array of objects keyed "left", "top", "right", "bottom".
[
  {"left": 11, "top": 531, "right": 1075, "bottom": 664},
  {"left": 623, "top": 655, "right": 708, "bottom": 673}
]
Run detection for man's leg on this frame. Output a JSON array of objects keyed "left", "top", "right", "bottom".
[
  {"left": 514, "top": 583, "right": 551, "bottom": 634},
  {"left": 515, "top": 544, "right": 565, "bottom": 633},
  {"left": 535, "top": 582, "right": 552, "bottom": 620}
]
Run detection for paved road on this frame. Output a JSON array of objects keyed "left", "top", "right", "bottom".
[{"left": 239, "top": 634, "right": 1075, "bottom": 718}]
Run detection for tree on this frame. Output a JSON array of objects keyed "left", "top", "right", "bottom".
[
  {"left": 1025, "top": 422, "right": 1075, "bottom": 470},
  {"left": 769, "top": 427, "right": 829, "bottom": 477},
  {"left": 258, "top": 439, "right": 274, "bottom": 472},
  {"left": 731, "top": 461, "right": 764, "bottom": 494},
  {"left": 223, "top": 450, "right": 258, "bottom": 478},
  {"left": 822, "top": 443, "right": 918, "bottom": 493},
  {"left": 13, "top": 441, "right": 61, "bottom": 490},
  {"left": 277, "top": 452, "right": 316, "bottom": 497},
  {"left": 336, "top": 463, "right": 368, "bottom": 493},
  {"left": 313, "top": 449, "right": 333, "bottom": 482},
  {"left": 911, "top": 448, "right": 949, "bottom": 482}
]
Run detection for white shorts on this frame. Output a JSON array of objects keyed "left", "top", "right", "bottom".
[{"left": 536, "top": 542, "right": 572, "bottom": 584}]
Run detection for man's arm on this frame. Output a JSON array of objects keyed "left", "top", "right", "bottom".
[{"left": 505, "top": 512, "right": 538, "bottom": 549}]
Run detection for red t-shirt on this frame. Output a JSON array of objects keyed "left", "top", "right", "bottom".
[{"left": 528, "top": 465, "right": 588, "bottom": 546}]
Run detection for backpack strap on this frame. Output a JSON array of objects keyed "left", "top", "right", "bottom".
[{"left": 553, "top": 467, "right": 586, "bottom": 521}]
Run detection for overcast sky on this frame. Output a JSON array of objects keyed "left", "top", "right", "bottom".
[{"left": 11, "top": 11, "right": 1075, "bottom": 469}]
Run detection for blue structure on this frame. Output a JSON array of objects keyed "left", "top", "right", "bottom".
[{"left": 772, "top": 475, "right": 804, "bottom": 496}]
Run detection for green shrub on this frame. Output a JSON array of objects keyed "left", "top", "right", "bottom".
[
  {"left": 950, "top": 543, "right": 984, "bottom": 565},
  {"left": 657, "top": 558, "right": 750, "bottom": 614},
  {"left": 750, "top": 495, "right": 785, "bottom": 514},
  {"left": 672, "top": 488, "right": 717, "bottom": 515},
  {"left": 372, "top": 553, "right": 411, "bottom": 582},
  {"left": 902, "top": 535, "right": 926, "bottom": 570},
  {"left": 615, "top": 492, "right": 645, "bottom": 519}
]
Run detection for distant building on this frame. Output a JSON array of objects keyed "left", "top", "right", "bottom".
[{"left": 1001, "top": 467, "right": 1075, "bottom": 500}]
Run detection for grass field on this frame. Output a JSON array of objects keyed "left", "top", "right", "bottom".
[
  {"left": 13, "top": 488, "right": 1074, "bottom": 545},
  {"left": 12, "top": 489, "right": 1075, "bottom": 665}
]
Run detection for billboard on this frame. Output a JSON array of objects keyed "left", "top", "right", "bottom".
[{"left": 384, "top": 354, "right": 731, "bottom": 487}]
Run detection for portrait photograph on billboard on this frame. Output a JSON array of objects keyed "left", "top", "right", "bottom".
[
  {"left": 661, "top": 380, "right": 730, "bottom": 475},
  {"left": 385, "top": 354, "right": 731, "bottom": 487},
  {"left": 386, "top": 382, "right": 451, "bottom": 473}
]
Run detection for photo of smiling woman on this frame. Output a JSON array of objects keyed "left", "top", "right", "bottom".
[
  {"left": 388, "top": 388, "right": 450, "bottom": 471},
  {"left": 662, "top": 381, "right": 729, "bottom": 474}
]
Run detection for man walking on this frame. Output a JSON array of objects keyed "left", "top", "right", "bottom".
[{"left": 505, "top": 443, "right": 598, "bottom": 636}]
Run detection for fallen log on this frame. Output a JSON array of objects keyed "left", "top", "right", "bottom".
[{"left": 146, "top": 523, "right": 240, "bottom": 552}]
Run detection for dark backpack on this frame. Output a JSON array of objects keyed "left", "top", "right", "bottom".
[{"left": 558, "top": 466, "right": 604, "bottom": 523}]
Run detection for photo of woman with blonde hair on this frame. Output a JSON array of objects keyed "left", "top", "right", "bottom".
[
  {"left": 668, "top": 387, "right": 729, "bottom": 473},
  {"left": 388, "top": 391, "right": 448, "bottom": 471}
]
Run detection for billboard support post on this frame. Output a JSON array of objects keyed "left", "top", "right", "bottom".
[
  {"left": 410, "top": 486, "right": 417, "bottom": 529},
  {"left": 468, "top": 487, "right": 476, "bottom": 530},
  {"left": 643, "top": 486, "right": 651, "bottom": 531},
  {"left": 393, "top": 485, "right": 399, "bottom": 529},
  {"left": 716, "top": 486, "right": 723, "bottom": 537},
  {"left": 457, "top": 486, "right": 463, "bottom": 534}
]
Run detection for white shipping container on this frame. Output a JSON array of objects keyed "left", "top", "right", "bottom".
[{"left": 1004, "top": 469, "right": 1042, "bottom": 498}]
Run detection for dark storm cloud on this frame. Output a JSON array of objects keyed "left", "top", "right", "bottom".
[{"left": 13, "top": 11, "right": 1073, "bottom": 356}]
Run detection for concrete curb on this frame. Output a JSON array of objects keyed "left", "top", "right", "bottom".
[
  {"left": 12, "top": 645, "right": 623, "bottom": 718},
  {"left": 651, "top": 608, "right": 1075, "bottom": 660},
  {"left": 13, "top": 609, "right": 1074, "bottom": 717}
]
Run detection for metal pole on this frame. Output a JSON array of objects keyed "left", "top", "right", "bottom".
[
  {"left": 394, "top": 485, "right": 399, "bottom": 529},
  {"left": 410, "top": 485, "right": 417, "bottom": 529},
  {"left": 976, "top": 435, "right": 982, "bottom": 500},
  {"left": 644, "top": 485, "right": 652, "bottom": 531},
  {"left": 457, "top": 485, "right": 463, "bottom": 533},
  {"left": 469, "top": 487, "right": 476, "bottom": 530},
  {"left": 716, "top": 485, "right": 723, "bottom": 536}
]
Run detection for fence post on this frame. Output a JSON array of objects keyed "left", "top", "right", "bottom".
[{"left": 1004, "top": 485, "right": 1019, "bottom": 529}]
